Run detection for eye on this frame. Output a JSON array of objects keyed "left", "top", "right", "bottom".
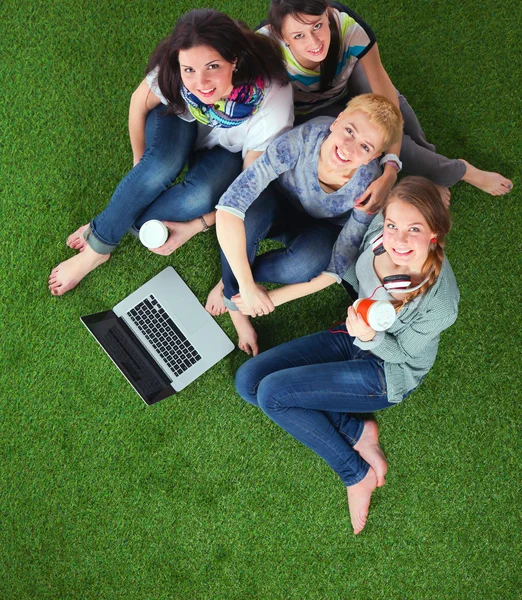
[
  {"left": 386, "top": 223, "right": 397, "bottom": 230},
  {"left": 313, "top": 22, "right": 322, "bottom": 30},
  {"left": 346, "top": 127, "right": 354, "bottom": 136},
  {"left": 208, "top": 63, "right": 220, "bottom": 70},
  {"left": 294, "top": 33, "right": 304, "bottom": 40},
  {"left": 183, "top": 67, "right": 195, "bottom": 73},
  {"left": 409, "top": 227, "right": 420, "bottom": 233},
  {"left": 361, "top": 144, "right": 370, "bottom": 153}
]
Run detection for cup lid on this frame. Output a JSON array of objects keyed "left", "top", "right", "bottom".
[
  {"left": 368, "top": 301, "right": 396, "bottom": 331},
  {"left": 139, "top": 220, "right": 168, "bottom": 248}
]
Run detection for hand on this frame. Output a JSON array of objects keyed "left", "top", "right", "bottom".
[
  {"left": 148, "top": 220, "right": 199, "bottom": 255},
  {"left": 232, "top": 284, "right": 274, "bottom": 318},
  {"left": 355, "top": 169, "right": 397, "bottom": 214},
  {"left": 233, "top": 288, "right": 277, "bottom": 316},
  {"left": 346, "top": 306, "right": 376, "bottom": 342}
]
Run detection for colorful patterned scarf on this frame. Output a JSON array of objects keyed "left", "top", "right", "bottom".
[{"left": 180, "top": 77, "right": 265, "bottom": 128}]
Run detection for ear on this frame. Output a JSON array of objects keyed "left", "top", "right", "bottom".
[
  {"left": 281, "top": 33, "right": 291, "bottom": 47},
  {"left": 329, "top": 113, "right": 342, "bottom": 132}
]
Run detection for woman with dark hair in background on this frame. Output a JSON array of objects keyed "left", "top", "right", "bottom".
[
  {"left": 260, "top": 0, "right": 512, "bottom": 210},
  {"left": 49, "top": 8, "right": 293, "bottom": 296}
]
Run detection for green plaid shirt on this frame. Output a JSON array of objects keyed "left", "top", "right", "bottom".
[{"left": 342, "top": 215, "right": 460, "bottom": 403}]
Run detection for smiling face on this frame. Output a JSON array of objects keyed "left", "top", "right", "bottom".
[
  {"left": 280, "top": 12, "right": 331, "bottom": 68},
  {"left": 382, "top": 198, "right": 436, "bottom": 273},
  {"left": 178, "top": 45, "right": 235, "bottom": 104},
  {"left": 320, "top": 110, "right": 384, "bottom": 175}
]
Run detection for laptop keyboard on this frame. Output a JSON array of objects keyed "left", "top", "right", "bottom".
[{"left": 127, "top": 295, "right": 202, "bottom": 377}]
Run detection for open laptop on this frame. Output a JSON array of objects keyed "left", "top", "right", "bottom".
[{"left": 81, "top": 266, "right": 234, "bottom": 405}]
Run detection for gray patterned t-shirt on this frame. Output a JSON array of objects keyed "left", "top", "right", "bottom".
[{"left": 217, "top": 117, "right": 380, "bottom": 278}]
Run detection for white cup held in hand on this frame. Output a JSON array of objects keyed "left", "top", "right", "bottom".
[{"left": 139, "top": 220, "right": 169, "bottom": 249}]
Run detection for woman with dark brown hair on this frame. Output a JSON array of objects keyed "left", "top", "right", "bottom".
[
  {"left": 49, "top": 9, "right": 292, "bottom": 296},
  {"left": 261, "top": 0, "right": 512, "bottom": 209}
]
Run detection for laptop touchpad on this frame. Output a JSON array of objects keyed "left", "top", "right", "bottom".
[{"left": 168, "top": 289, "right": 208, "bottom": 335}]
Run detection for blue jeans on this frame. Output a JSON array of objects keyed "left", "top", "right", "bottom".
[
  {"left": 86, "top": 105, "right": 244, "bottom": 254},
  {"left": 221, "top": 184, "right": 343, "bottom": 309},
  {"left": 235, "top": 325, "right": 393, "bottom": 486}
]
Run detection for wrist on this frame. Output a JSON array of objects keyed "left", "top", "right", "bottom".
[
  {"left": 380, "top": 153, "right": 402, "bottom": 173},
  {"left": 382, "top": 164, "right": 399, "bottom": 181},
  {"left": 358, "top": 334, "right": 376, "bottom": 342},
  {"left": 198, "top": 215, "right": 210, "bottom": 232}
]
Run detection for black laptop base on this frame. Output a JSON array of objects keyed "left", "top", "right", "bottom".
[{"left": 81, "top": 311, "right": 175, "bottom": 405}]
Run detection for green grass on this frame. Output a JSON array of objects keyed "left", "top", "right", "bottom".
[{"left": 1, "top": 0, "right": 521, "bottom": 598}]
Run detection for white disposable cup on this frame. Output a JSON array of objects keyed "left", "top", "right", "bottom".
[
  {"left": 353, "top": 298, "right": 396, "bottom": 331},
  {"left": 139, "top": 220, "right": 169, "bottom": 249}
]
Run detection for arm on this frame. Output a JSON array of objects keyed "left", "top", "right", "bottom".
[
  {"left": 216, "top": 210, "right": 275, "bottom": 315},
  {"left": 355, "top": 306, "right": 458, "bottom": 363},
  {"left": 156, "top": 146, "right": 265, "bottom": 253},
  {"left": 243, "top": 150, "right": 263, "bottom": 170},
  {"left": 325, "top": 207, "right": 375, "bottom": 280},
  {"left": 162, "top": 149, "right": 263, "bottom": 250},
  {"left": 129, "top": 78, "right": 162, "bottom": 166},
  {"left": 233, "top": 204, "right": 373, "bottom": 313},
  {"left": 217, "top": 133, "right": 293, "bottom": 217},
  {"left": 232, "top": 273, "right": 336, "bottom": 314},
  {"left": 357, "top": 44, "right": 401, "bottom": 211},
  {"left": 269, "top": 274, "right": 336, "bottom": 305},
  {"left": 216, "top": 131, "right": 300, "bottom": 314}
]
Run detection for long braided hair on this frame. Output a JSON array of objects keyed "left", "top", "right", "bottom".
[{"left": 383, "top": 177, "right": 452, "bottom": 310}]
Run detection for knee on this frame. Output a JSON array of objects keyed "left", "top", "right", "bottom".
[
  {"left": 256, "top": 375, "right": 286, "bottom": 414},
  {"left": 137, "top": 152, "right": 184, "bottom": 191},
  {"left": 235, "top": 361, "right": 262, "bottom": 406},
  {"left": 180, "top": 174, "right": 231, "bottom": 211}
]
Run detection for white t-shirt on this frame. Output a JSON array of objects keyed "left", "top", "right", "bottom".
[{"left": 146, "top": 69, "right": 294, "bottom": 159}]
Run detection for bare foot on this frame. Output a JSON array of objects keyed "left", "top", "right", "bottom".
[
  {"left": 229, "top": 310, "right": 259, "bottom": 356},
  {"left": 435, "top": 185, "right": 451, "bottom": 207},
  {"left": 48, "top": 246, "right": 110, "bottom": 296},
  {"left": 353, "top": 420, "right": 388, "bottom": 487},
  {"left": 346, "top": 466, "right": 378, "bottom": 535},
  {"left": 148, "top": 220, "right": 199, "bottom": 256},
  {"left": 66, "top": 224, "right": 89, "bottom": 252},
  {"left": 460, "top": 160, "right": 513, "bottom": 196},
  {"left": 205, "top": 279, "right": 228, "bottom": 316}
]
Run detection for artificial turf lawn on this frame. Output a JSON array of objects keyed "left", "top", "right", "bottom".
[{"left": 1, "top": 0, "right": 521, "bottom": 598}]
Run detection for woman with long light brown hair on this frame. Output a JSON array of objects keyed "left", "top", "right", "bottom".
[{"left": 234, "top": 177, "right": 459, "bottom": 535}]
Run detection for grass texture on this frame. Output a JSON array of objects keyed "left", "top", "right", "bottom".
[{"left": 1, "top": 0, "right": 521, "bottom": 598}]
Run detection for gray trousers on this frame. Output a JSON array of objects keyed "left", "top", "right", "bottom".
[{"left": 296, "top": 62, "right": 466, "bottom": 187}]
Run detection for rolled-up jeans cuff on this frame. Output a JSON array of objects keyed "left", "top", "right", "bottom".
[
  {"left": 351, "top": 419, "right": 365, "bottom": 446},
  {"left": 223, "top": 295, "right": 239, "bottom": 311},
  {"left": 84, "top": 225, "right": 117, "bottom": 255},
  {"left": 343, "top": 461, "right": 370, "bottom": 487},
  {"left": 128, "top": 225, "right": 140, "bottom": 239}
]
